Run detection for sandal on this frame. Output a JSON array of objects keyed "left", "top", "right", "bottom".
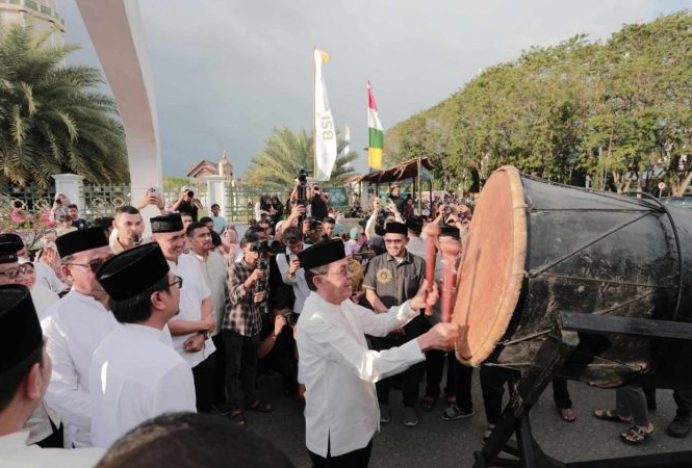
[
  {"left": 246, "top": 400, "right": 274, "bottom": 413},
  {"left": 229, "top": 411, "right": 246, "bottom": 427},
  {"left": 593, "top": 409, "right": 631, "bottom": 423},
  {"left": 420, "top": 395, "right": 437, "bottom": 412},
  {"left": 620, "top": 425, "right": 654, "bottom": 445},
  {"left": 559, "top": 408, "right": 577, "bottom": 423}
]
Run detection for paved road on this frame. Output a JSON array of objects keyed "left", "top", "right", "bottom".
[{"left": 245, "top": 371, "right": 692, "bottom": 467}]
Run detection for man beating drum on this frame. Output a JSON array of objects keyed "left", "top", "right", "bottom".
[{"left": 295, "top": 238, "right": 460, "bottom": 467}]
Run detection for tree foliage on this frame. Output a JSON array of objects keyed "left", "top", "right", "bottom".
[
  {"left": 385, "top": 11, "right": 692, "bottom": 194},
  {"left": 244, "top": 127, "right": 358, "bottom": 188},
  {"left": 0, "top": 25, "right": 128, "bottom": 189}
]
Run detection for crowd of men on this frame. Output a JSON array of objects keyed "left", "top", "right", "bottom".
[{"left": 1, "top": 181, "right": 691, "bottom": 467}]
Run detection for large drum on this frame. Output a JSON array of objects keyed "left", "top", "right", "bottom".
[{"left": 453, "top": 166, "right": 692, "bottom": 388}]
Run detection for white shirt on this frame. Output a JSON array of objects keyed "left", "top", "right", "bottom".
[
  {"left": 30, "top": 285, "right": 59, "bottom": 321},
  {"left": 181, "top": 251, "right": 227, "bottom": 334},
  {"left": 296, "top": 293, "right": 424, "bottom": 457},
  {"left": 276, "top": 247, "right": 310, "bottom": 315},
  {"left": 168, "top": 259, "right": 216, "bottom": 368},
  {"left": 32, "top": 262, "right": 67, "bottom": 295},
  {"left": 41, "top": 290, "right": 117, "bottom": 448},
  {"left": 407, "top": 235, "right": 426, "bottom": 260},
  {"left": 0, "top": 430, "right": 103, "bottom": 468},
  {"left": 90, "top": 323, "right": 196, "bottom": 448}
]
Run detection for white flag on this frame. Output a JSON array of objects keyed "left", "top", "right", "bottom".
[{"left": 314, "top": 48, "right": 337, "bottom": 181}]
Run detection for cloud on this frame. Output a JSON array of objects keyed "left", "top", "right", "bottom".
[{"left": 58, "top": 0, "right": 686, "bottom": 178}]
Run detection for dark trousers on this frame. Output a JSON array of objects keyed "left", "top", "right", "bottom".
[
  {"left": 212, "top": 334, "right": 227, "bottom": 405},
  {"left": 552, "top": 377, "right": 572, "bottom": 410},
  {"left": 223, "top": 330, "right": 259, "bottom": 411},
  {"left": 258, "top": 354, "right": 298, "bottom": 394},
  {"left": 372, "top": 336, "right": 422, "bottom": 407},
  {"left": 192, "top": 353, "right": 216, "bottom": 413},
  {"left": 453, "top": 361, "right": 474, "bottom": 412},
  {"left": 480, "top": 366, "right": 513, "bottom": 424},
  {"left": 372, "top": 315, "right": 427, "bottom": 407},
  {"left": 308, "top": 439, "right": 372, "bottom": 468},
  {"left": 424, "top": 350, "right": 455, "bottom": 399},
  {"left": 36, "top": 421, "right": 63, "bottom": 448},
  {"left": 674, "top": 389, "right": 692, "bottom": 420}
]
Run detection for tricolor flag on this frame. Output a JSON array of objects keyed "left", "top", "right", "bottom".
[
  {"left": 367, "top": 81, "right": 384, "bottom": 170},
  {"left": 313, "top": 48, "right": 337, "bottom": 181}
]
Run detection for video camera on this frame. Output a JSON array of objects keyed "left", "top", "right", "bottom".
[
  {"left": 296, "top": 169, "right": 309, "bottom": 225},
  {"left": 249, "top": 239, "right": 284, "bottom": 255}
]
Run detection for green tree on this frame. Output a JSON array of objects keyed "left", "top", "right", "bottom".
[
  {"left": 0, "top": 25, "right": 128, "bottom": 189},
  {"left": 385, "top": 11, "right": 691, "bottom": 194},
  {"left": 244, "top": 127, "right": 358, "bottom": 188}
]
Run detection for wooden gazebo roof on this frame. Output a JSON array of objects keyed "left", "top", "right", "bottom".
[{"left": 346, "top": 157, "right": 433, "bottom": 184}]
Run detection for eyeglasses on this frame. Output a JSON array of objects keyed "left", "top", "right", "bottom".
[
  {"left": 0, "top": 264, "right": 31, "bottom": 279},
  {"left": 169, "top": 275, "right": 183, "bottom": 289},
  {"left": 65, "top": 255, "right": 114, "bottom": 274},
  {"left": 384, "top": 239, "right": 405, "bottom": 244}
]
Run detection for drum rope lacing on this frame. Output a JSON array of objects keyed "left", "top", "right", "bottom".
[
  {"left": 521, "top": 174, "right": 684, "bottom": 320},
  {"left": 527, "top": 210, "right": 655, "bottom": 279},
  {"left": 497, "top": 290, "right": 657, "bottom": 347}
]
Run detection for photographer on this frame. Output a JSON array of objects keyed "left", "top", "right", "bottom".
[
  {"left": 257, "top": 289, "right": 298, "bottom": 398},
  {"left": 309, "top": 185, "right": 329, "bottom": 221},
  {"left": 173, "top": 187, "right": 203, "bottom": 222},
  {"left": 223, "top": 232, "right": 274, "bottom": 427},
  {"left": 276, "top": 227, "right": 309, "bottom": 317}
]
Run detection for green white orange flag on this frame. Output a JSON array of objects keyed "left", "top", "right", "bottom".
[
  {"left": 367, "top": 81, "right": 384, "bottom": 170},
  {"left": 314, "top": 48, "right": 337, "bottom": 181}
]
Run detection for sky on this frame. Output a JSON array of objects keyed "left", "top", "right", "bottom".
[{"left": 57, "top": 0, "right": 689, "bottom": 178}]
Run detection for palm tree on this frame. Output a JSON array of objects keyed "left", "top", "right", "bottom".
[
  {"left": 0, "top": 25, "right": 128, "bottom": 189},
  {"left": 244, "top": 127, "right": 358, "bottom": 188}
]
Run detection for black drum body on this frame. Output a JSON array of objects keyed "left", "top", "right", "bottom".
[{"left": 458, "top": 167, "right": 692, "bottom": 388}]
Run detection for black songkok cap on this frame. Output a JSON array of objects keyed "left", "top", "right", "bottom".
[
  {"left": 55, "top": 227, "right": 108, "bottom": 258},
  {"left": 0, "top": 285, "right": 42, "bottom": 373},
  {"left": 151, "top": 213, "right": 184, "bottom": 233},
  {"left": 298, "top": 238, "right": 346, "bottom": 271},
  {"left": 0, "top": 233, "right": 22, "bottom": 264},
  {"left": 406, "top": 216, "right": 423, "bottom": 234},
  {"left": 439, "top": 225, "right": 461, "bottom": 240},
  {"left": 384, "top": 222, "right": 408, "bottom": 236},
  {"left": 97, "top": 243, "right": 170, "bottom": 302}
]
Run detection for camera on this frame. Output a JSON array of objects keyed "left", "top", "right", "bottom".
[
  {"left": 250, "top": 240, "right": 284, "bottom": 255},
  {"left": 443, "top": 205, "right": 453, "bottom": 217},
  {"left": 282, "top": 310, "right": 297, "bottom": 327},
  {"left": 187, "top": 190, "right": 194, "bottom": 198},
  {"left": 298, "top": 169, "right": 307, "bottom": 184}
]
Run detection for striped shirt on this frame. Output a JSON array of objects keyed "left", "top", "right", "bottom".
[{"left": 223, "top": 258, "right": 262, "bottom": 337}]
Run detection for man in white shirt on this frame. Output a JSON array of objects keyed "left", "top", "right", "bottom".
[
  {"left": 181, "top": 221, "right": 228, "bottom": 410},
  {"left": 42, "top": 228, "right": 115, "bottom": 448},
  {"left": 275, "top": 226, "right": 309, "bottom": 316},
  {"left": 0, "top": 284, "right": 103, "bottom": 467},
  {"left": 109, "top": 206, "right": 146, "bottom": 254},
  {"left": 90, "top": 243, "right": 196, "bottom": 448},
  {"left": 296, "top": 238, "right": 460, "bottom": 467},
  {"left": 151, "top": 214, "right": 216, "bottom": 413},
  {"left": 210, "top": 203, "right": 227, "bottom": 233},
  {"left": 405, "top": 216, "right": 426, "bottom": 259}
]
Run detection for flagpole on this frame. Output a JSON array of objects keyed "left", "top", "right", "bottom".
[{"left": 312, "top": 47, "right": 316, "bottom": 179}]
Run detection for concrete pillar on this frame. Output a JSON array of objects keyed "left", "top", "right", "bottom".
[
  {"left": 205, "top": 175, "right": 227, "bottom": 217},
  {"left": 52, "top": 174, "right": 85, "bottom": 210},
  {"left": 75, "top": 0, "right": 162, "bottom": 235}
]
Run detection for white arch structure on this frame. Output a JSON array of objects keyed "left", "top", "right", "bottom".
[{"left": 75, "top": 0, "right": 162, "bottom": 231}]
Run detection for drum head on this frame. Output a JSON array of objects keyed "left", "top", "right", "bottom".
[{"left": 453, "top": 166, "right": 527, "bottom": 366}]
